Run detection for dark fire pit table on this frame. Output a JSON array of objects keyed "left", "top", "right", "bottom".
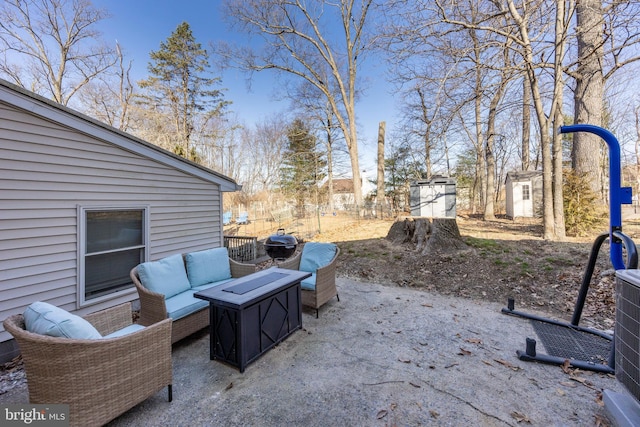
[{"left": 194, "top": 267, "right": 311, "bottom": 372}]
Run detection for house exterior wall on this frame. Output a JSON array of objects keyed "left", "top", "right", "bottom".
[{"left": 0, "top": 95, "right": 228, "bottom": 356}]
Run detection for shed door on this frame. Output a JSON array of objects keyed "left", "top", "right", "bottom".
[{"left": 513, "top": 181, "right": 533, "bottom": 217}]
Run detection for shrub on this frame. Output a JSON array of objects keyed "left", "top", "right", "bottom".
[{"left": 563, "top": 169, "right": 604, "bottom": 236}]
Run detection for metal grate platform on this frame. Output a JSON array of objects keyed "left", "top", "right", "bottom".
[{"left": 531, "top": 320, "right": 612, "bottom": 364}]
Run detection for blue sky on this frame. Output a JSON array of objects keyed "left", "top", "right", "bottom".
[{"left": 92, "top": 0, "right": 399, "bottom": 172}]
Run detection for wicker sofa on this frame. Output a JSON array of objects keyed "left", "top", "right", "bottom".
[
  {"left": 3, "top": 302, "right": 172, "bottom": 427},
  {"left": 278, "top": 242, "right": 340, "bottom": 317},
  {"left": 130, "top": 248, "right": 255, "bottom": 344}
]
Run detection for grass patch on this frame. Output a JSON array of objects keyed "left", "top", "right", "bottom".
[
  {"left": 545, "top": 256, "right": 576, "bottom": 266},
  {"left": 520, "top": 262, "right": 532, "bottom": 275},
  {"left": 465, "top": 237, "right": 500, "bottom": 251}
]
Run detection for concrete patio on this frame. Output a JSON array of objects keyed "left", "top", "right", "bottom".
[{"left": 1, "top": 277, "right": 626, "bottom": 426}]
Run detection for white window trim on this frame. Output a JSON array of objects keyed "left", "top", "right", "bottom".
[{"left": 77, "top": 205, "right": 150, "bottom": 308}]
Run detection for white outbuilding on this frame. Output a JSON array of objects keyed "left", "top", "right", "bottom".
[{"left": 505, "top": 171, "right": 543, "bottom": 219}]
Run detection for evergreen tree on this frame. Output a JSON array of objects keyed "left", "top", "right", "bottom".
[
  {"left": 280, "top": 119, "right": 326, "bottom": 215},
  {"left": 138, "top": 22, "right": 228, "bottom": 161},
  {"left": 384, "top": 144, "right": 425, "bottom": 213}
]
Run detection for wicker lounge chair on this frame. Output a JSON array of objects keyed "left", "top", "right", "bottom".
[
  {"left": 130, "top": 255, "right": 256, "bottom": 344},
  {"left": 3, "top": 303, "right": 172, "bottom": 427},
  {"left": 278, "top": 243, "right": 340, "bottom": 318}
]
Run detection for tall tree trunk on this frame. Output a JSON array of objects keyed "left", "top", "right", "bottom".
[
  {"left": 522, "top": 76, "right": 531, "bottom": 170},
  {"left": 552, "top": 0, "right": 568, "bottom": 239},
  {"left": 417, "top": 87, "right": 433, "bottom": 177},
  {"left": 635, "top": 108, "right": 640, "bottom": 212},
  {"left": 326, "top": 119, "right": 335, "bottom": 212},
  {"left": 473, "top": 45, "right": 486, "bottom": 211},
  {"left": 377, "top": 121, "right": 386, "bottom": 219},
  {"left": 505, "top": 0, "right": 554, "bottom": 239},
  {"left": 572, "top": 0, "right": 604, "bottom": 198},
  {"left": 484, "top": 41, "right": 511, "bottom": 221}
]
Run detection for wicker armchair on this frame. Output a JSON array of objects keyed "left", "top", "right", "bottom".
[
  {"left": 130, "top": 256, "right": 256, "bottom": 344},
  {"left": 3, "top": 303, "right": 172, "bottom": 427},
  {"left": 278, "top": 244, "right": 340, "bottom": 317}
]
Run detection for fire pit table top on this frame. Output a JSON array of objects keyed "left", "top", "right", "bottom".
[{"left": 194, "top": 267, "right": 311, "bottom": 308}]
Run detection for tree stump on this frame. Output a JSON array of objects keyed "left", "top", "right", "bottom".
[
  {"left": 386, "top": 216, "right": 467, "bottom": 254},
  {"left": 386, "top": 217, "right": 414, "bottom": 244},
  {"left": 414, "top": 218, "right": 431, "bottom": 252},
  {"left": 423, "top": 218, "right": 466, "bottom": 255}
]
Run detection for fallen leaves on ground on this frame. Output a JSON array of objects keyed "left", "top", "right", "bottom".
[{"left": 494, "top": 359, "right": 522, "bottom": 371}]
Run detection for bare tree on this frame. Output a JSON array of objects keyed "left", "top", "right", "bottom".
[
  {"left": 382, "top": 1, "right": 585, "bottom": 238},
  {"left": 571, "top": 0, "right": 605, "bottom": 198},
  {"left": 219, "top": 0, "right": 374, "bottom": 208},
  {"left": 0, "top": 0, "right": 116, "bottom": 105},
  {"left": 484, "top": 34, "right": 516, "bottom": 221},
  {"left": 78, "top": 43, "right": 135, "bottom": 131},
  {"left": 498, "top": 0, "right": 569, "bottom": 239},
  {"left": 239, "top": 115, "right": 291, "bottom": 196},
  {"left": 569, "top": 1, "right": 640, "bottom": 199}
]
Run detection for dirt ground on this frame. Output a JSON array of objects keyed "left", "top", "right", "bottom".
[{"left": 307, "top": 211, "right": 640, "bottom": 333}]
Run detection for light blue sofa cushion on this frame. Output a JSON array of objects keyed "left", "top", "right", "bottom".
[
  {"left": 102, "top": 324, "right": 145, "bottom": 339},
  {"left": 137, "top": 254, "right": 191, "bottom": 299},
  {"left": 23, "top": 301, "right": 102, "bottom": 339},
  {"left": 165, "top": 292, "right": 209, "bottom": 321},
  {"left": 301, "top": 274, "right": 317, "bottom": 291},
  {"left": 299, "top": 242, "right": 337, "bottom": 273},
  {"left": 185, "top": 248, "right": 232, "bottom": 288}
]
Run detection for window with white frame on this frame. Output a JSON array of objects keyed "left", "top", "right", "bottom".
[
  {"left": 79, "top": 206, "right": 148, "bottom": 306},
  {"left": 522, "top": 184, "right": 531, "bottom": 201}
]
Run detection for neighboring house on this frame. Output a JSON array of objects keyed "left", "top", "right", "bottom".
[
  {"left": 323, "top": 172, "right": 375, "bottom": 210},
  {"left": 505, "top": 171, "right": 543, "bottom": 219},
  {"left": 0, "top": 79, "right": 240, "bottom": 362}
]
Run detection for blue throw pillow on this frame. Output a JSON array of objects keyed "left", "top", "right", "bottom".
[
  {"left": 137, "top": 254, "right": 191, "bottom": 298},
  {"left": 185, "top": 248, "right": 232, "bottom": 287},
  {"left": 299, "top": 242, "right": 337, "bottom": 273},
  {"left": 23, "top": 301, "right": 102, "bottom": 339}
]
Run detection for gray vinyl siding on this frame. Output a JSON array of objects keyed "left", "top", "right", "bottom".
[{"left": 0, "top": 99, "right": 226, "bottom": 343}]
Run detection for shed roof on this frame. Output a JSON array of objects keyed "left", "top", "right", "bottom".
[
  {"left": 505, "top": 170, "right": 543, "bottom": 182},
  {"left": 0, "top": 78, "right": 241, "bottom": 192}
]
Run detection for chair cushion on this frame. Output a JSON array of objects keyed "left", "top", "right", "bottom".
[
  {"left": 165, "top": 291, "right": 209, "bottom": 321},
  {"left": 137, "top": 254, "right": 191, "bottom": 299},
  {"left": 301, "top": 274, "right": 316, "bottom": 291},
  {"left": 23, "top": 301, "right": 102, "bottom": 339},
  {"left": 185, "top": 248, "right": 231, "bottom": 287},
  {"left": 299, "top": 242, "right": 337, "bottom": 273},
  {"left": 102, "top": 324, "right": 145, "bottom": 339}
]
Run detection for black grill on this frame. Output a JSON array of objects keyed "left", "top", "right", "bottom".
[{"left": 264, "top": 229, "right": 298, "bottom": 260}]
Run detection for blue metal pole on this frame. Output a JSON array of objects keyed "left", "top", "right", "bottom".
[{"left": 559, "top": 124, "right": 632, "bottom": 270}]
